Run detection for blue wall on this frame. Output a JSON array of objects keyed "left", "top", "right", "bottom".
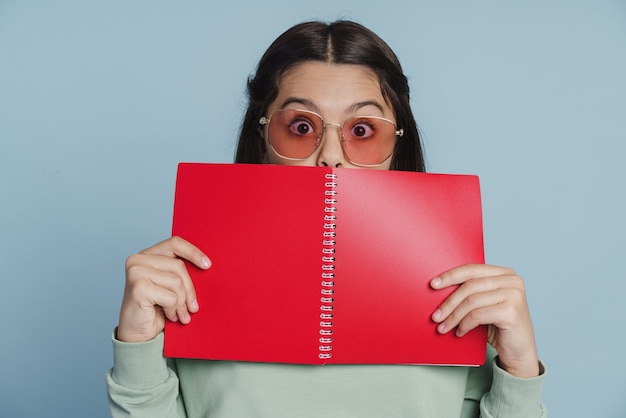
[{"left": 1, "top": 1, "right": 624, "bottom": 416}]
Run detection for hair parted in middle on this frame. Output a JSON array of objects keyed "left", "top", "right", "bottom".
[{"left": 235, "top": 20, "right": 425, "bottom": 172}]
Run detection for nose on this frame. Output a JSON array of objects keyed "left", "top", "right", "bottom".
[{"left": 316, "top": 124, "right": 347, "bottom": 168}]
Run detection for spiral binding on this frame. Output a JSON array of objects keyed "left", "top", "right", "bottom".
[{"left": 319, "top": 173, "right": 337, "bottom": 360}]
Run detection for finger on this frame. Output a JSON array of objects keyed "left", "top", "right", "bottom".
[
  {"left": 128, "top": 272, "right": 184, "bottom": 323},
  {"left": 147, "top": 269, "right": 197, "bottom": 323},
  {"left": 434, "top": 288, "right": 511, "bottom": 334},
  {"left": 454, "top": 304, "right": 512, "bottom": 337},
  {"left": 430, "top": 264, "right": 515, "bottom": 289},
  {"left": 431, "top": 274, "right": 504, "bottom": 323},
  {"left": 127, "top": 252, "right": 194, "bottom": 276},
  {"left": 127, "top": 252, "right": 199, "bottom": 312},
  {"left": 142, "top": 236, "right": 212, "bottom": 270},
  {"left": 133, "top": 239, "right": 205, "bottom": 313},
  {"left": 127, "top": 263, "right": 195, "bottom": 322},
  {"left": 150, "top": 290, "right": 190, "bottom": 325}
]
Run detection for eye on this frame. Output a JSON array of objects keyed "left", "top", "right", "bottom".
[
  {"left": 349, "top": 120, "right": 376, "bottom": 140},
  {"left": 288, "top": 118, "right": 316, "bottom": 136}
]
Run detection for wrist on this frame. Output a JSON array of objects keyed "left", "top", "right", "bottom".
[
  {"left": 116, "top": 325, "right": 158, "bottom": 343},
  {"left": 496, "top": 356, "right": 541, "bottom": 378}
]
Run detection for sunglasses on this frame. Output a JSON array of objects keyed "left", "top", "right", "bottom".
[{"left": 259, "top": 109, "right": 404, "bottom": 167}]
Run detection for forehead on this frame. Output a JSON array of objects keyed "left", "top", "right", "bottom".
[{"left": 270, "top": 62, "right": 391, "bottom": 117}]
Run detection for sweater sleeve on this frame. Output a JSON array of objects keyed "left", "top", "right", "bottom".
[
  {"left": 461, "top": 345, "right": 547, "bottom": 418},
  {"left": 479, "top": 357, "right": 548, "bottom": 418},
  {"left": 105, "top": 331, "right": 186, "bottom": 418}
]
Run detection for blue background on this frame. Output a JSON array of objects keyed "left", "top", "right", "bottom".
[{"left": 1, "top": 1, "right": 625, "bottom": 417}]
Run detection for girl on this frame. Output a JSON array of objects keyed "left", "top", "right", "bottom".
[{"left": 107, "top": 20, "right": 546, "bottom": 417}]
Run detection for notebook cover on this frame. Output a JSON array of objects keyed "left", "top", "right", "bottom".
[{"left": 164, "top": 163, "right": 487, "bottom": 365}]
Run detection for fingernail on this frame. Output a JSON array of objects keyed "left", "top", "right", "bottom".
[
  {"left": 431, "top": 277, "right": 442, "bottom": 288},
  {"left": 201, "top": 256, "right": 211, "bottom": 269},
  {"left": 437, "top": 322, "right": 447, "bottom": 334},
  {"left": 432, "top": 309, "right": 442, "bottom": 322},
  {"left": 190, "top": 299, "right": 199, "bottom": 312}
]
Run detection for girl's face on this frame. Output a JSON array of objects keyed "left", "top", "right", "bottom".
[{"left": 262, "top": 62, "right": 398, "bottom": 170}]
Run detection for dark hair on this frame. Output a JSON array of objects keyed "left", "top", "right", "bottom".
[{"left": 235, "top": 20, "right": 425, "bottom": 172}]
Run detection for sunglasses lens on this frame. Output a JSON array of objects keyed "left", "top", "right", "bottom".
[
  {"left": 342, "top": 117, "right": 397, "bottom": 166},
  {"left": 265, "top": 110, "right": 399, "bottom": 166},
  {"left": 267, "top": 110, "right": 322, "bottom": 159}
]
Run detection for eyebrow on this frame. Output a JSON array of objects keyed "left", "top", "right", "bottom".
[
  {"left": 279, "top": 97, "right": 386, "bottom": 115},
  {"left": 348, "top": 101, "right": 385, "bottom": 115},
  {"left": 280, "top": 97, "right": 319, "bottom": 112}
]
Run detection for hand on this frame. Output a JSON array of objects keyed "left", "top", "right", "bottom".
[
  {"left": 117, "top": 236, "right": 211, "bottom": 343},
  {"left": 430, "top": 264, "right": 539, "bottom": 378}
]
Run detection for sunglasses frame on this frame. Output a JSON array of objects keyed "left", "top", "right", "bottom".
[{"left": 259, "top": 109, "right": 404, "bottom": 167}]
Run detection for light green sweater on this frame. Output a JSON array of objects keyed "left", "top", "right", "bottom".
[{"left": 106, "top": 333, "right": 546, "bottom": 417}]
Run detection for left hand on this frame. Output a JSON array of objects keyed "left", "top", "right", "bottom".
[{"left": 430, "top": 264, "right": 539, "bottom": 378}]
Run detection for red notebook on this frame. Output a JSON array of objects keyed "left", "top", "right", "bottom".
[{"left": 164, "top": 163, "right": 487, "bottom": 365}]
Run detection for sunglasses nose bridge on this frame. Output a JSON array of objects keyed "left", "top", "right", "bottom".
[{"left": 321, "top": 122, "right": 344, "bottom": 143}]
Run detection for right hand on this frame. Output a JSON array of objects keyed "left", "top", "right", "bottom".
[{"left": 116, "top": 236, "right": 211, "bottom": 343}]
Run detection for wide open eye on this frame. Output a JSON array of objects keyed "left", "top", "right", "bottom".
[
  {"left": 288, "top": 118, "right": 317, "bottom": 137},
  {"left": 347, "top": 119, "right": 376, "bottom": 141},
  {"left": 340, "top": 116, "right": 399, "bottom": 166},
  {"left": 266, "top": 109, "right": 323, "bottom": 160}
]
